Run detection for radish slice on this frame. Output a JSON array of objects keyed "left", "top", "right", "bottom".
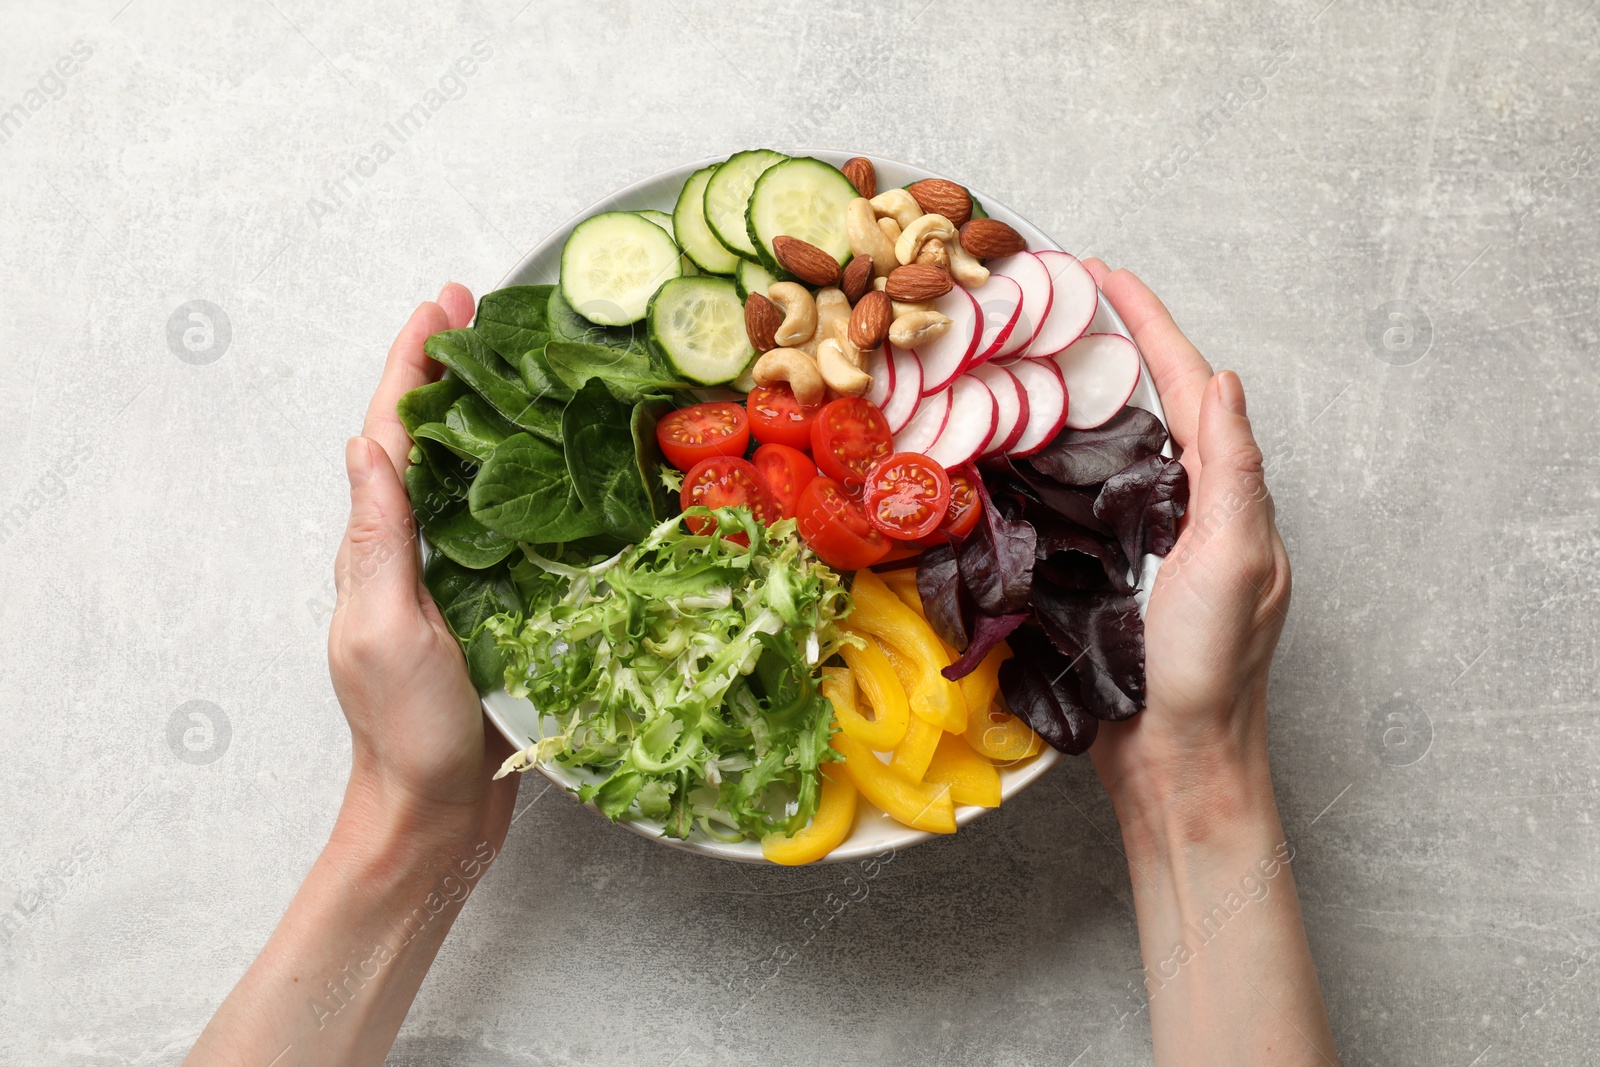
[
  {"left": 971, "top": 364, "right": 1030, "bottom": 457},
  {"left": 894, "top": 388, "right": 953, "bottom": 455},
  {"left": 926, "top": 376, "right": 998, "bottom": 468},
  {"left": 865, "top": 347, "right": 895, "bottom": 408},
  {"left": 880, "top": 347, "right": 924, "bottom": 434},
  {"left": 1027, "top": 251, "right": 1098, "bottom": 358},
  {"left": 1005, "top": 360, "right": 1068, "bottom": 457},
  {"left": 911, "top": 287, "right": 980, "bottom": 395},
  {"left": 988, "top": 252, "right": 1053, "bottom": 359},
  {"left": 1053, "top": 333, "right": 1141, "bottom": 430},
  {"left": 966, "top": 275, "right": 1022, "bottom": 370}
]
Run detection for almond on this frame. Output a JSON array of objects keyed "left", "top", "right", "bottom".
[
  {"left": 772, "top": 235, "right": 840, "bottom": 287},
  {"left": 958, "top": 218, "right": 1025, "bottom": 259},
  {"left": 744, "top": 292, "right": 781, "bottom": 353},
  {"left": 841, "top": 157, "right": 877, "bottom": 200},
  {"left": 885, "top": 263, "right": 953, "bottom": 302},
  {"left": 907, "top": 178, "right": 972, "bottom": 228},
  {"left": 847, "top": 290, "right": 893, "bottom": 351},
  {"left": 841, "top": 254, "right": 874, "bottom": 303}
]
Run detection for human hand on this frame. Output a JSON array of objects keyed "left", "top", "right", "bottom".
[
  {"left": 327, "top": 282, "right": 519, "bottom": 854},
  {"left": 1079, "top": 262, "right": 1292, "bottom": 833}
]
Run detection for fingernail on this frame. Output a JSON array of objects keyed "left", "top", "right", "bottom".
[
  {"left": 1218, "top": 371, "right": 1247, "bottom": 417},
  {"left": 345, "top": 437, "right": 373, "bottom": 489}
]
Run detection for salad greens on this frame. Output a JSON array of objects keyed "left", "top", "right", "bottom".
[{"left": 487, "top": 509, "right": 853, "bottom": 840}]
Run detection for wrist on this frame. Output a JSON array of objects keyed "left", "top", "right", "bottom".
[{"left": 329, "top": 769, "right": 497, "bottom": 889}]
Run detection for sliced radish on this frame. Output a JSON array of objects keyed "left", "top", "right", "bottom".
[
  {"left": 1005, "top": 360, "right": 1068, "bottom": 457},
  {"left": 988, "top": 252, "right": 1054, "bottom": 359},
  {"left": 1027, "top": 251, "right": 1098, "bottom": 358},
  {"left": 966, "top": 275, "right": 1022, "bottom": 370},
  {"left": 971, "top": 364, "right": 1030, "bottom": 457},
  {"left": 880, "top": 347, "right": 923, "bottom": 435},
  {"left": 910, "top": 287, "right": 980, "bottom": 395},
  {"left": 926, "top": 376, "right": 998, "bottom": 468},
  {"left": 865, "top": 346, "right": 895, "bottom": 408},
  {"left": 1054, "top": 333, "right": 1141, "bottom": 430},
  {"left": 893, "top": 388, "right": 953, "bottom": 455}
]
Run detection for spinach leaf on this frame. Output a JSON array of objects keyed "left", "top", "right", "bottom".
[
  {"left": 630, "top": 397, "right": 676, "bottom": 524},
  {"left": 397, "top": 379, "right": 468, "bottom": 433},
  {"left": 544, "top": 341, "right": 693, "bottom": 403},
  {"left": 422, "top": 328, "right": 564, "bottom": 444},
  {"left": 1027, "top": 407, "right": 1169, "bottom": 486},
  {"left": 467, "top": 432, "right": 604, "bottom": 544},
  {"left": 562, "top": 380, "right": 657, "bottom": 542},
  {"left": 406, "top": 462, "right": 515, "bottom": 569},
  {"left": 516, "top": 335, "right": 573, "bottom": 403},
  {"left": 547, "top": 285, "right": 649, "bottom": 352},
  {"left": 1092, "top": 454, "right": 1189, "bottom": 565},
  {"left": 413, "top": 393, "right": 518, "bottom": 464},
  {"left": 423, "top": 554, "right": 520, "bottom": 692},
  {"left": 476, "top": 285, "right": 554, "bottom": 364},
  {"left": 398, "top": 380, "right": 477, "bottom": 490}
]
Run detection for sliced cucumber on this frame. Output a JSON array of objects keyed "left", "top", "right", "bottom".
[
  {"left": 634, "top": 208, "right": 676, "bottom": 240},
  {"left": 673, "top": 165, "right": 742, "bottom": 276},
  {"left": 647, "top": 276, "right": 756, "bottom": 386},
  {"left": 560, "top": 211, "right": 682, "bottom": 327},
  {"left": 746, "top": 156, "right": 856, "bottom": 276},
  {"left": 704, "top": 149, "right": 787, "bottom": 261},
  {"left": 735, "top": 259, "right": 778, "bottom": 302},
  {"left": 970, "top": 196, "right": 989, "bottom": 220}
]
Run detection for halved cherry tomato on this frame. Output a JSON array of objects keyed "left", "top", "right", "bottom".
[
  {"left": 918, "top": 465, "right": 984, "bottom": 545},
  {"left": 655, "top": 401, "right": 749, "bottom": 472},
  {"left": 795, "top": 476, "right": 891, "bottom": 571},
  {"left": 863, "top": 452, "right": 952, "bottom": 541},
  {"left": 809, "top": 398, "right": 893, "bottom": 486},
  {"left": 752, "top": 443, "right": 817, "bottom": 519},
  {"left": 747, "top": 383, "right": 820, "bottom": 450},
  {"left": 680, "top": 456, "right": 779, "bottom": 536}
]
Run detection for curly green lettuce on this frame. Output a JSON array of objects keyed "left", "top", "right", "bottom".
[{"left": 484, "top": 507, "right": 855, "bottom": 841}]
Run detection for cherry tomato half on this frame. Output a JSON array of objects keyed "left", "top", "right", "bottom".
[
  {"left": 795, "top": 476, "right": 891, "bottom": 571},
  {"left": 863, "top": 452, "right": 952, "bottom": 541},
  {"left": 809, "top": 397, "right": 893, "bottom": 486},
  {"left": 655, "top": 401, "right": 750, "bottom": 472},
  {"left": 747, "top": 383, "right": 820, "bottom": 450},
  {"left": 752, "top": 443, "right": 817, "bottom": 519},
  {"left": 918, "top": 465, "right": 984, "bottom": 545},
  {"left": 680, "top": 456, "right": 779, "bottom": 536}
]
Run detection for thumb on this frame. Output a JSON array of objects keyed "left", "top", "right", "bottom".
[
  {"left": 336, "top": 435, "right": 422, "bottom": 610},
  {"left": 1192, "top": 371, "right": 1273, "bottom": 535}
]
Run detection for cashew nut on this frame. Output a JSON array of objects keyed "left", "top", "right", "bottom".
[
  {"left": 847, "top": 198, "right": 898, "bottom": 278},
  {"left": 767, "top": 282, "right": 817, "bottom": 347},
  {"left": 869, "top": 188, "right": 923, "bottom": 230},
  {"left": 752, "top": 347, "right": 826, "bottom": 407},
  {"left": 814, "top": 287, "right": 851, "bottom": 349},
  {"left": 889, "top": 310, "right": 953, "bottom": 349},
  {"left": 914, "top": 237, "right": 950, "bottom": 272},
  {"left": 818, "top": 338, "right": 872, "bottom": 397},
  {"left": 947, "top": 233, "right": 990, "bottom": 288},
  {"left": 896, "top": 213, "right": 956, "bottom": 266},
  {"left": 877, "top": 216, "right": 902, "bottom": 250},
  {"left": 828, "top": 316, "right": 865, "bottom": 369}
]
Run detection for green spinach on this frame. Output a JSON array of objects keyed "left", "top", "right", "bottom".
[
  {"left": 562, "top": 380, "right": 658, "bottom": 542},
  {"left": 423, "top": 554, "right": 521, "bottom": 691},
  {"left": 468, "top": 432, "right": 604, "bottom": 544},
  {"left": 544, "top": 341, "right": 692, "bottom": 403},
  {"left": 413, "top": 393, "right": 518, "bottom": 464},
  {"left": 476, "top": 285, "right": 553, "bottom": 364},
  {"left": 405, "top": 461, "right": 514, "bottom": 569},
  {"left": 423, "top": 328, "right": 563, "bottom": 444}
]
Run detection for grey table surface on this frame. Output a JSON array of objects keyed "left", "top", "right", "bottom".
[{"left": 2, "top": 1, "right": 1597, "bottom": 1064}]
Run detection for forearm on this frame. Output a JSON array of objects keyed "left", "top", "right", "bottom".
[
  {"left": 1112, "top": 726, "right": 1338, "bottom": 1065},
  {"left": 184, "top": 782, "right": 500, "bottom": 1067}
]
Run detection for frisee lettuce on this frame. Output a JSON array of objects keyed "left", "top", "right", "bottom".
[{"left": 485, "top": 506, "right": 856, "bottom": 840}]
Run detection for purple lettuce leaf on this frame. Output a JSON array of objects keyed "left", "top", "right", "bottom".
[
  {"left": 1029, "top": 584, "right": 1145, "bottom": 721},
  {"left": 957, "top": 477, "right": 1037, "bottom": 616},
  {"left": 1010, "top": 462, "right": 1113, "bottom": 535},
  {"left": 942, "top": 611, "right": 1026, "bottom": 681},
  {"left": 915, "top": 542, "right": 969, "bottom": 651},
  {"left": 1028, "top": 510, "right": 1134, "bottom": 594},
  {"left": 1028, "top": 407, "right": 1169, "bottom": 486},
  {"left": 1092, "top": 454, "right": 1189, "bottom": 566},
  {"left": 998, "top": 626, "right": 1099, "bottom": 754}
]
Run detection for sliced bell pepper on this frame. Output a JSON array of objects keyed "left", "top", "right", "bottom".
[
  {"left": 834, "top": 644, "right": 910, "bottom": 749},
  {"left": 833, "top": 732, "right": 956, "bottom": 834},
  {"left": 924, "top": 731, "right": 1002, "bottom": 808},
  {"left": 889, "top": 700, "right": 944, "bottom": 781},
  {"left": 761, "top": 763, "right": 858, "bottom": 865},
  {"left": 965, "top": 702, "right": 1044, "bottom": 762},
  {"left": 849, "top": 570, "right": 966, "bottom": 732},
  {"left": 958, "top": 640, "right": 1009, "bottom": 724}
]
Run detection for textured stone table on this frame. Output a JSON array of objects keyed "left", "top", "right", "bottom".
[{"left": 2, "top": 1, "right": 1596, "bottom": 1063}]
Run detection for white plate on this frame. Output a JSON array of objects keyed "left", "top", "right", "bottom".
[{"left": 476, "top": 150, "right": 1168, "bottom": 863}]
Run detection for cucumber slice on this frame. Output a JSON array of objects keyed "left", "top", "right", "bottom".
[
  {"left": 647, "top": 276, "right": 756, "bottom": 386},
  {"left": 635, "top": 209, "right": 699, "bottom": 276},
  {"left": 970, "top": 196, "right": 989, "bottom": 220},
  {"left": 704, "top": 149, "right": 787, "bottom": 261},
  {"left": 746, "top": 156, "right": 856, "bottom": 276},
  {"left": 735, "top": 259, "right": 778, "bottom": 302},
  {"left": 560, "top": 211, "right": 682, "bottom": 326},
  {"left": 673, "top": 165, "right": 742, "bottom": 275}
]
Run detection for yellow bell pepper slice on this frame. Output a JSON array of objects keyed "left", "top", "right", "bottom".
[
  {"left": 924, "top": 732, "right": 1002, "bottom": 808},
  {"left": 833, "top": 733, "right": 956, "bottom": 834},
  {"left": 889, "top": 707, "right": 943, "bottom": 781},
  {"left": 958, "top": 640, "right": 1009, "bottom": 725},
  {"left": 877, "top": 566, "right": 923, "bottom": 614},
  {"left": 849, "top": 571, "right": 966, "bottom": 732},
  {"left": 819, "top": 659, "right": 908, "bottom": 751},
  {"left": 761, "top": 763, "right": 858, "bottom": 865},
  {"left": 966, "top": 702, "right": 1045, "bottom": 762}
]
